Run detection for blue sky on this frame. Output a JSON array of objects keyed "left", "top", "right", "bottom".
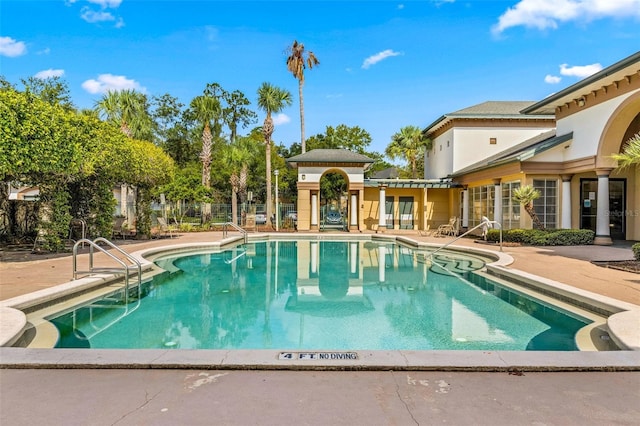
[{"left": 1, "top": 0, "right": 640, "bottom": 156}]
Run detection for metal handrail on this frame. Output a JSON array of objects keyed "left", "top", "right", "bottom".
[
  {"left": 72, "top": 238, "right": 142, "bottom": 305},
  {"left": 222, "top": 222, "right": 248, "bottom": 243},
  {"left": 427, "top": 219, "right": 502, "bottom": 263}
]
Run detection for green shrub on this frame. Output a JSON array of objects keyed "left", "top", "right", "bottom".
[
  {"left": 633, "top": 243, "right": 640, "bottom": 261},
  {"left": 486, "top": 228, "right": 594, "bottom": 246}
]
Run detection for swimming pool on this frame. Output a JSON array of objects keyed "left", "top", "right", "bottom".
[{"left": 51, "top": 240, "right": 592, "bottom": 351}]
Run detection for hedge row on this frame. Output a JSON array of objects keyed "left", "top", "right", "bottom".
[
  {"left": 633, "top": 243, "right": 640, "bottom": 261},
  {"left": 485, "top": 228, "right": 595, "bottom": 246}
]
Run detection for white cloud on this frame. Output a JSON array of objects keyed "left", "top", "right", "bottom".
[
  {"left": 87, "top": 0, "right": 122, "bottom": 7},
  {"left": 0, "top": 36, "right": 27, "bottom": 57},
  {"left": 37, "top": 47, "right": 51, "bottom": 55},
  {"left": 81, "top": 8, "right": 115, "bottom": 23},
  {"left": 76, "top": 0, "right": 124, "bottom": 27},
  {"left": 81, "top": 74, "right": 144, "bottom": 94},
  {"left": 544, "top": 74, "right": 562, "bottom": 84},
  {"left": 272, "top": 113, "right": 291, "bottom": 126},
  {"left": 492, "top": 0, "right": 640, "bottom": 34},
  {"left": 362, "top": 49, "right": 402, "bottom": 69},
  {"left": 560, "top": 62, "right": 603, "bottom": 78},
  {"left": 34, "top": 69, "right": 65, "bottom": 79}
]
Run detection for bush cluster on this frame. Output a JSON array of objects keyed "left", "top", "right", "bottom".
[
  {"left": 633, "top": 243, "right": 640, "bottom": 261},
  {"left": 485, "top": 228, "right": 595, "bottom": 246}
]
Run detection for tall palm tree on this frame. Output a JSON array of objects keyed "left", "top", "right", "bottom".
[
  {"left": 257, "top": 82, "right": 293, "bottom": 226},
  {"left": 513, "top": 185, "right": 544, "bottom": 230},
  {"left": 385, "top": 125, "right": 431, "bottom": 178},
  {"left": 286, "top": 40, "right": 319, "bottom": 153},
  {"left": 189, "top": 95, "right": 221, "bottom": 189},
  {"left": 612, "top": 133, "right": 640, "bottom": 170}
]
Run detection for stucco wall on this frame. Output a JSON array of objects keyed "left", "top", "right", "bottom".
[
  {"left": 425, "top": 127, "right": 554, "bottom": 179},
  {"left": 557, "top": 88, "right": 640, "bottom": 162}
]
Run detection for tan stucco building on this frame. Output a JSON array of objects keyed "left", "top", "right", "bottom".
[{"left": 288, "top": 51, "right": 640, "bottom": 243}]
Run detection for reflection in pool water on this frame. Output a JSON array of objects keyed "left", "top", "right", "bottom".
[{"left": 52, "top": 240, "right": 589, "bottom": 351}]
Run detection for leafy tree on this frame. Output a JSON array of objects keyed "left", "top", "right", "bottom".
[
  {"left": 385, "top": 125, "right": 431, "bottom": 179},
  {"left": 152, "top": 93, "right": 184, "bottom": 144},
  {"left": 257, "top": 82, "right": 293, "bottom": 226},
  {"left": 223, "top": 90, "right": 257, "bottom": 144},
  {"left": 306, "top": 124, "right": 372, "bottom": 153},
  {"left": 513, "top": 185, "right": 544, "bottom": 230},
  {"left": 21, "top": 76, "right": 74, "bottom": 110},
  {"left": 612, "top": 133, "right": 640, "bottom": 170},
  {"left": 125, "top": 139, "right": 174, "bottom": 237},
  {"left": 286, "top": 40, "right": 319, "bottom": 153}
]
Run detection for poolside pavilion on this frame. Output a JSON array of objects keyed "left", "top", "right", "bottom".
[{"left": 287, "top": 51, "right": 640, "bottom": 243}]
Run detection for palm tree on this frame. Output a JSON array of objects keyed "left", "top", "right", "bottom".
[
  {"left": 225, "top": 136, "right": 258, "bottom": 226},
  {"left": 95, "top": 89, "right": 151, "bottom": 139},
  {"left": 513, "top": 185, "right": 545, "bottom": 230},
  {"left": 257, "top": 82, "right": 293, "bottom": 226},
  {"left": 385, "top": 126, "right": 431, "bottom": 178},
  {"left": 189, "top": 95, "right": 221, "bottom": 189},
  {"left": 612, "top": 133, "right": 640, "bottom": 170},
  {"left": 286, "top": 40, "right": 319, "bottom": 153}
]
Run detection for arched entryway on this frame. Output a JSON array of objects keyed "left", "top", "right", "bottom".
[
  {"left": 285, "top": 149, "right": 374, "bottom": 232},
  {"left": 590, "top": 91, "right": 640, "bottom": 242}
]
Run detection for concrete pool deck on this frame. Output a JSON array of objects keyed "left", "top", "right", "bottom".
[{"left": 1, "top": 231, "right": 640, "bottom": 425}]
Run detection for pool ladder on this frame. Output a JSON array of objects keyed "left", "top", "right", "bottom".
[
  {"left": 72, "top": 237, "right": 142, "bottom": 305},
  {"left": 222, "top": 222, "right": 248, "bottom": 243}
]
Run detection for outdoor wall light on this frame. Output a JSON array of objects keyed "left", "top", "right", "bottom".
[{"left": 301, "top": 174, "right": 306, "bottom": 180}]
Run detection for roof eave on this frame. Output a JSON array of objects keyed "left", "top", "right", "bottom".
[{"left": 521, "top": 51, "right": 640, "bottom": 115}]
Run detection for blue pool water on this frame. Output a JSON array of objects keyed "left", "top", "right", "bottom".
[{"left": 52, "top": 240, "right": 589, "bottom": 351}]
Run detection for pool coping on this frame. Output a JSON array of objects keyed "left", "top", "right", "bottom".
[{"left": 1, "top": 234, "right": 639, "bottom": 371}]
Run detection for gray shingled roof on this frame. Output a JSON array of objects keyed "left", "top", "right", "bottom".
[
  {"left": 286, "top": 149, "right": 375, "bottom": 165},
  {"left": 449, "top": 101, "right": 538, "bottom": 117},
  {"left": 370, "top": 167, "right": 399, "bottom": 179},
  {"left": 423, "top": 101, "right": 555, "bottom": 135}
]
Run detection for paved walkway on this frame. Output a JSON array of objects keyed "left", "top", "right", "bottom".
[{"left": 1, "top": 231, "right": 639, "bottom": 425}]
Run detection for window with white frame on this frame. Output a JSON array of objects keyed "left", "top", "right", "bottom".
[
  {"left": 533, "top": 179, "right": 557, "bottom": 229},
  {"left": 501, "top": 180, "right": 521, "bottom": 230},
  {"left": 469, "top": 184, "right": 494, "bottom": 228}
]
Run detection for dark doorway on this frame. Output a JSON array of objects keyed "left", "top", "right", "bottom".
[
  {"left": 399, "top": 196, "right": 414, "bottom": 230},
  {"left": 580, "top": 179, "right": 626, "bottom": 240},
  {"left": 385, "top": 196, "right": 394, "bottom": 229}
]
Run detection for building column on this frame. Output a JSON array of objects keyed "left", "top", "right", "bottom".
[
  {"left": 462, "top": 188, "right": 469, "bottom": 229},
  {"left": 561, "top": 174, "right": 573, "bottom": 229},
  {"left": 594, "top": 169, "right": 613, "bottom": 245},
  {"left": 378, "top": 185, "right": 387, "bottom": 232},
  {"left": 350, "top": 192, "right": 358, "bottom": 229},
  {"left": 311, "top": 192, "right": 318, "bottom": 228},
  {"left": 493, "top": 180, "right": 502, "bottom": 227}
]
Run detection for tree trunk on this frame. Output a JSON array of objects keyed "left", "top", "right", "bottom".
[
  {"left": 524, "top": 203, "right": 545, "bottom": 230},
  {"left": 264, "top": 115, "right": 274, "bottom": 229},
  {"left": 299, "top": 79, "right": 305, "bottom": 153},
  {"left": 266, "top": 140, "right": 272, "bottom": 229}
]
